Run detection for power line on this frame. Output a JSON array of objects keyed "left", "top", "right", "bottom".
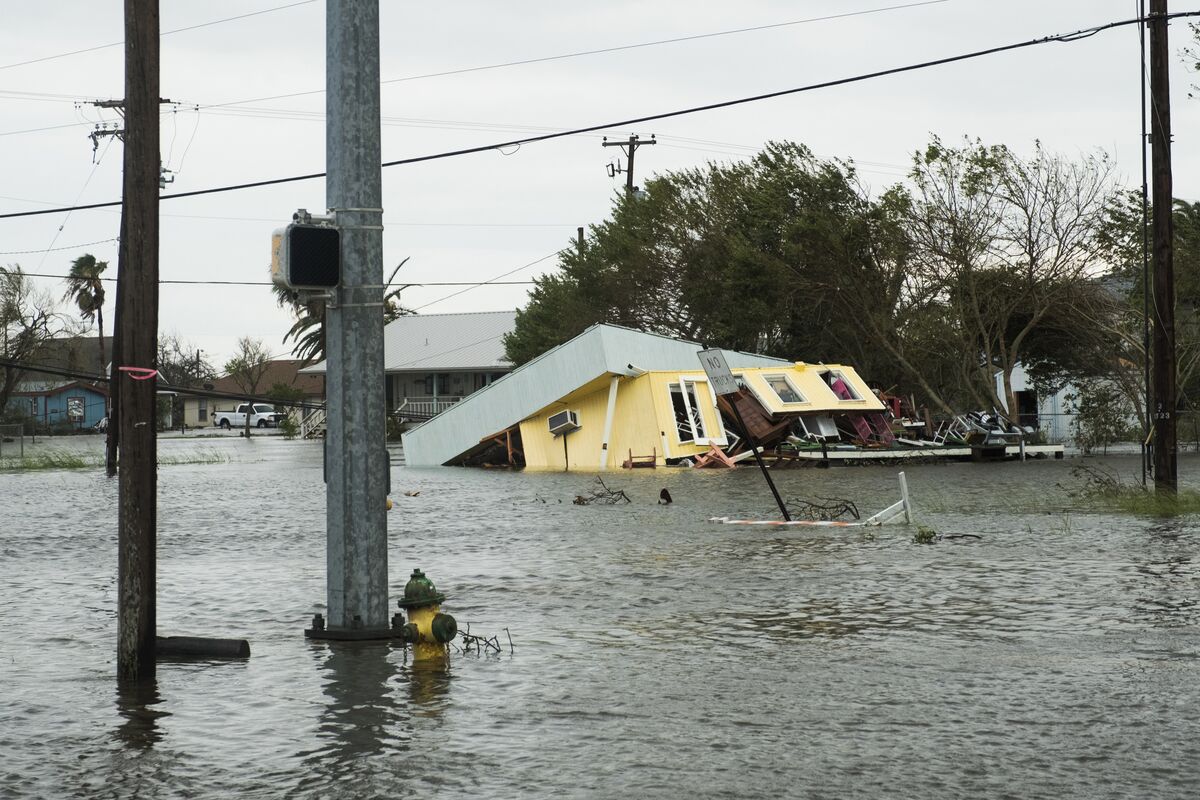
[
  {"left": 0, "top": 195, "right": 576, "bottom": 225},
  {"left": 199, "top": 0, "right": 952, "bottom": 109},
  {"left": 411, "top": 252, "right": 559, "bottom": 311},
  {"left": 0, "top": 2, "right": 947, "bottom": 139},
  {"left": 14, "top": 269, "right": 540, "bottom": 288},
  {"left": 2, "top": 12, "right": 1193, "bottom": 222},
  {"left": 0, "top": 237, "right": 118, "bottom": 256},
  {"left": 0, "top": 1, "right": 318, "bottom": 73}
]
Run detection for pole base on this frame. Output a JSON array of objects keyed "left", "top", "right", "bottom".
[
  {"left": 304, "top": 626, "right": 405, "bottom": 641},
  {"left": 304, "top": 612, "right": 405, "bottom": 641}
]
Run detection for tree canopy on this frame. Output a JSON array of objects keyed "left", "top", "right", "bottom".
[{"left": 504, "top": 138, "right": 1127, "bottom": 418}]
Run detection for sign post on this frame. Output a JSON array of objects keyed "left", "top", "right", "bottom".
[{"left": 698, "top": 349, "right": 791, "bottom": 521}]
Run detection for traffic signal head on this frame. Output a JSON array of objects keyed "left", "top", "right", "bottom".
[{"left": 271, "top": 223, "right": 341, "bottom": 290}]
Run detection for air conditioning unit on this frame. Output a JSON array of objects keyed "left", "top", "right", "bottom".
[{"left": 548, "top": 410, "right": 581, "bottom": 436}]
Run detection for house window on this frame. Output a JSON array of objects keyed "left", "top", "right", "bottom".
[
  {"left": 198, "top": 398, "right": 207, "bottom": 421},
  {"left": 30, "top": 397, "right": 38, "bottom": 415},
  {"left": 823, "top": 370, "right": 862, "bottom": 401},
  {"left": 763, "top": 374, "right": 805, "bottom": 404},
  {"left": 668, "top": 380, "right": 709, "bottom": 445}
]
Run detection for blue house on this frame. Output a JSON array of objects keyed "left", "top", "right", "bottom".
[{"left": 8, "top": 381, "right": 109, "bottom": 431}]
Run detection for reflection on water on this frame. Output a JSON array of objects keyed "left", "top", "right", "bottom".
[
  {"left": 311, "top": 642, "right": 408, "bottom": 761},
  {"left": 5, "top": 442, "right": 1200, "bottom": 798},
  {"left": 403, "top": 660, "right": 453, "bottom": 713},
  {"left": 114, "top": 679, "right": 168, "bottom": 749}
]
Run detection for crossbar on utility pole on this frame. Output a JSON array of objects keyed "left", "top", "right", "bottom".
[
  {"left": 316, "top": 0, "right": 391, "bottom": 637},
  {"left": 602, "top": 134, "right": 656, "bottom": 195},
  {"left": 1149, "top": 0, "right": 1177, "bottom": 493},
  {"left": 116, "top": 0, "right": 160, "bottom": 682}
]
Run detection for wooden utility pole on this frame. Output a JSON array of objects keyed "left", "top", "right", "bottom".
[
  {"left": 602, "top": 134, "right": 656, "bottom": 195},
  {"left": 1149, "top": 0, "right": 1176, "bottom": 492},
  {"left": 116, "top": 0, "right": 160, "bottom": 681}
]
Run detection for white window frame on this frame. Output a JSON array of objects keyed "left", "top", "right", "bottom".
[
  {"left": 762, "top": 373, "right": 807, "bottom": 405},
  {"left": 825, "top": 370, "right": 862, "bottom": 401},
  {"left": 668, "top": 376, "right": 728, "bottom": 447}
]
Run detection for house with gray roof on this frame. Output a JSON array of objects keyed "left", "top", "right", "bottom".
[{"left": 303, "top": 310, "right": 516, "bottom": 418}]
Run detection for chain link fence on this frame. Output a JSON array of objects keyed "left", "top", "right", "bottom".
[{"left": 0, "top": 423, "right": 26, "bottom": 459}]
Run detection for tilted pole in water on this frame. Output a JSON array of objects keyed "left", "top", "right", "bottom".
[
  {"left": 319, "top": 0, "right": 391, "bottom": 635},
  {"left": 729, "top": 399, "right": 791, "bottom": 522},
  {"left": 116, "top": 0, "right": 160, "bottom": 681}
]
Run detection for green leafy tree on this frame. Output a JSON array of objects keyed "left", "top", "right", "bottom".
[
  {"left": 1083, "top": 193, "right": 1200, "bottom": 434},
  {"left": 505, "top": 141, "right": 939, "bottom": 401},
  {"left": 1067, "top": 379, "right": 1137, "bottom": 455},
  {"left": 267, "top": 381, "right": 305, "bottom": 438}
]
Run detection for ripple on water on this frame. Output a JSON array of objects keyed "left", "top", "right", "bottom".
[{"left": 4, "top": 447, "right": 1200, "bottom": 798}]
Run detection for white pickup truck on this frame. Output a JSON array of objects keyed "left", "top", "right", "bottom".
[{"left": 211, "top": 403, "right": 286, "bottom": 429}]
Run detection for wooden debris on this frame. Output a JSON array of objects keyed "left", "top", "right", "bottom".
[
  {"left": 622, "top": 448, "right": 656, "bottom": 469},
  {"left": 573, "top": 475, "right": 632, "bottom": 505},
  {"left": 785, "top": 496, "right": 861, "bottom": 521}
]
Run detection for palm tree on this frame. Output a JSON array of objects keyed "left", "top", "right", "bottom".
[
  {"left": 273, "top": 257, "right": 412, "bottom": 367},
  {"left": 63, "top": 253, "right": 108, "bottom": 398}
]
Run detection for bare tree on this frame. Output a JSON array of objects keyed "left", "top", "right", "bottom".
[
  {"left": 224, "top": 336, "right": 272, "bottom": 438},
  {"left": 906, "top": 137, "right": 1117, "bottom": 418},
  {"left": 224, "top": 336, "right": 272, "bottom": 396},
  {"left": 1, "top": 266, "right": 67, "bottom": 417}
]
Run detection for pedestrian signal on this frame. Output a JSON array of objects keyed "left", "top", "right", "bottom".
[{"left": 271, "top": 223, "right": 341, "bottom": 290}]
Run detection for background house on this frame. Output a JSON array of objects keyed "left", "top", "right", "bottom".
[
  {"left": 20, "top": 335, "right": 113, "bottom": 385},
  {"left": 301, "top": 310, "right": 516, "bottom": 419},
  {"left": 995, "top": 364, "right": 1074, "bottom": 444},
  {"left": 181, "top": 359, "right": 326, "bottom": 427},
  {"left": 2, "top": 335, "right": 112, "bottom": 431},
  {"left": 8, "top": 380, "right": 108, "bottom": 431}
]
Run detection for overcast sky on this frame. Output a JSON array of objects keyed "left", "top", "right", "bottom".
[{"left": 2, "top": 0, "right": 1198, "bottom": 367}]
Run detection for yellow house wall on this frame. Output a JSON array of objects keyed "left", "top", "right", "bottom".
[{"left": 517, "top": 372, "right": 723, "bottom": 470}]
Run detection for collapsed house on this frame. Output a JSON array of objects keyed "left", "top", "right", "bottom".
[{"left": 401, "top": 324, "right": 890, "bottom": 470}]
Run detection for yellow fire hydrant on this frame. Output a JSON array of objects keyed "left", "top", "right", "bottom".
[{"left": 395, "top": 568, "right": 457, "bottom": 662}]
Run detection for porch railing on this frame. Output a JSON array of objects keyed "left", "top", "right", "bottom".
[{"left": 395, "top": 396, "right": 462, "bottom": 419}]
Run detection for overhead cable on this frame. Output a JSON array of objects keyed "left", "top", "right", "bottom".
[
  {"left": 1, "top": 12, "right": 1193, "bottom": 222},
  {"left": 0, "top": 1, "right": 318, "bottom": 73}
]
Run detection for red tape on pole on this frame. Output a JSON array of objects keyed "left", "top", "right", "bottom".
[{"left": 117, "top": 366, "right": 158, "bottom": 381}]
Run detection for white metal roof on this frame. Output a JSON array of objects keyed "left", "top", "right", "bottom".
[
  {"left": 402, "top": 323, "right": 790, "bottom": 466},
  {"left": 302, "top": 310, "right": 516, "bottom": 374}
]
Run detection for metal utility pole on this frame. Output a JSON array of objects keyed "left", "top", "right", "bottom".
[
  {"left": 602, "top": 134, "right": 656, "bottom": 195},
  {"left": 1149, "top": 0, "right": 1177, "bottom": 492},
  {"left": 115, "top": 0, "right": 160, "bottom": 681},
  {"left": 317, "top": 0, "right": 391, "bottom": 637}
]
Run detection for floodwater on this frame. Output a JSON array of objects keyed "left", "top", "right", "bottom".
[{"left": 3, "top": 435, "right": 1200, "bottom": 799}]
